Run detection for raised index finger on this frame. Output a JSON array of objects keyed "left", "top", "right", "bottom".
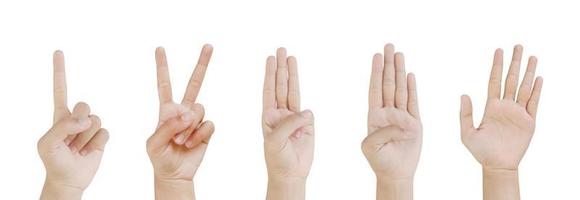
[
  {"left": 155, "top": 47, "right": 173, "bottom": 104},
  {"left": 182, "top": 44, "right": 213, "bottom": 106},
  {"left": 53, "top": 50, "right": 69, "bottom": 123}
]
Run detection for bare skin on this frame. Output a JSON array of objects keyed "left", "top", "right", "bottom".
[
  {"left": 39, "top": 51, "right": 110, "bottom": 200},
  {"left": 146, "top": 45, "right": 215, "bottom": 200},
  {"left": 362, "top": 44, "right": 422, "bottom": 200},
  {"left": 460, "top": 45, "right": 543, "bottom": 200},
  {"left": 263, "top": 48, "right": 315, "bottom": 200}
]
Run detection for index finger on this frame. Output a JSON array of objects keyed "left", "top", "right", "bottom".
[
  {"left": 53, "top": 50, "right": 69, "bottom": 123},
  {"left": 263, "top": 56, "right": 277, "bottom": 110},
  {"left": 155, "top": 47, "right": 173, "bottom": 104},
  {"left": 182, "top": 44, "right": 213, "bottom": 106},
  {"left": 369, "top": 53, "right": 384, "bottom": 109}
]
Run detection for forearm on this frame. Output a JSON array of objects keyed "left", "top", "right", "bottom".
[
  {"left": 266, "top": 177, "right": 306, "bottom": 200},
  {"left": 483, "top": 168, "right": 520, "bottom": 200},
  {"left": 40, "top": 180, "right": 83, "bottom": 200},
  {"left": 376, "top": 177, "right": 413, "bottom": 200},
  {"left": 154, "top": 177, "right": 194, "bottom": 200}
]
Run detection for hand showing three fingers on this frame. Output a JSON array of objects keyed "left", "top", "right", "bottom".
[
  {"left": 146, "top": 45, "right": 215, "bottom": 190},
  {"left": 263, "top": 48, "right": 314, "bottom": 200},
  {"left": 38, "top": 51, "right": 110, "bottom": 200},
  {"left": 362, "top": 44, "right": 422, "bottom": 183},
  {"left": 460, "top": 45, "right": 543, "bottom": 171}
]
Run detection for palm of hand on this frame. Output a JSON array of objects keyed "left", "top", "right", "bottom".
[
  {"left": 463, "top": 99, "right": 534, "bottom": 169},
  {"left": 365, "top": 108, "right": 422, "bottom": 179},
  {"left": 263, "top": 108, "right": 314, "bottom": 178},
  {"left": 150, "top": 103, "right": 207, "bottom": 180},
  {"left": 42, "top": 141, "right": 103, "bottom": 189}
]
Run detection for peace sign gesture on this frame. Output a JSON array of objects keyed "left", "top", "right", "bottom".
[
  {"left": 38, "top": 51, "right": 109, "bottom": 199},
  {"left": 146, "top": 45, "right": 215, "bottom": 197}
]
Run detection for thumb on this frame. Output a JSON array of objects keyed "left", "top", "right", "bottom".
[
  {"left": 147, "top": 111, "right": 195, "bottom": 150},
  {"left": 460, "top": 95, "right": 474, "bottom": 134},
  {"left": 268, "top": 110, "right": 314, "bottom": 143},
  {"left": 361, "top": 126, "right": 412, "bottom": 153}
]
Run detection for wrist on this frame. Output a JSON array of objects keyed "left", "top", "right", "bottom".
[
  {"left": 483, "top": 167, "right": 519, "bottom": 178},
  {"left": 154, "top": 177, "right": 194, "bottom": 200},
  {"left": 482, "top": 167, "right": 520, "bottom": 200},
  {"left": 268, "top": 176, "right": 307, "bottom": 186},
  {"left": 376, "top": 174, "right": 414, "bottom": 183},
  {"left": 267, "top": 176, "right": 306, "bottom": 200},
  {"left": 483, "top": 167, "right": 519, "bottom": 183},
  {"left": 40, "top": 180, "right": 84, "bottom": 200},
  {"left": 376, "top": 176, "right": 414, "bottom": 200},
  {"left": 377, "top": 177, "right": 414, "bottom": 186}
]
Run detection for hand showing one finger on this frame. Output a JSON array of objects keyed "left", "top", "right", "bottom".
[{"left": 39, "top": 51, "right": 110, "bottom": 196}]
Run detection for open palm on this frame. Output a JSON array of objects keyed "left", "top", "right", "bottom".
[
  {"left": 147, "top": 45, "right": 215, "bottom": 181},
  {"left": 262, "top": 48, "right": 314, "bottom": 179},
  {"left": 362, "top": 44, "right": 422, "bottom": 180},
  {"left": 461, "top": 45, "right": 543, "bottom": 170}
]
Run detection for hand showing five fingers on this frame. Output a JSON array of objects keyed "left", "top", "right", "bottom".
[
  {"left": 146, "top": 45, "right": 215, "bottom": 184},
  {"left": 38, "top": 51, "right": 110, "bottom": 199},
  {"left": 460, "top": 45, "right": 543, "bottom": 171},
  {"left": 362, "top": 44, "right": 422, "bottom": 181},
  {"left": 262, "top": 48, "right": 315, "bottom": 180}
]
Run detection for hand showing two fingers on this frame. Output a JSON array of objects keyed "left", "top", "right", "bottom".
[
  {"left": 38, "top": 51, "right": 110, "bottom": 192},
  {"left": 146, "top": 45, "right": 215, "bottom": 182}
]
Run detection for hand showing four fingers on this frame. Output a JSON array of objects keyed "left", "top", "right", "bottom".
[{"left": 362, "top": 44, "right": 422, "bottom": 181}]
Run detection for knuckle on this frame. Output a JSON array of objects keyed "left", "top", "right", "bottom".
[
  {"left": 188, "top": 79, "right": 202, "bottom": 89},
  {"left": 506, "top": 74, "right": 519, "bottom": 81},
  {"left": 288, "top": 90, "right": 300, "bottom": 97},
  {"left": 157, "top": 82, "right": 171, "bottom": 89}
]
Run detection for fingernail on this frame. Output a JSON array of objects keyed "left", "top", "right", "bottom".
[
  {"left": 64, "top": 137, "right": 72, "bottom": 145},
  {"left": 185, "top": 141, "right": 194, "bottom": 148},
  {"left": 295, "top": 130, "right": 303, "bottom": 139},
  {"left": 300, "top": 110, "right": 313, "bottom": 118},
  {"left": 181, "top": 111, "right": 194, "bottom": 122},
  {"left": 79, "top": 149, "right": 87, "bottom": 156},
  {"left": 79, "top": 118, "right": 91, "bottom": 129},
  {"left": 174, "top": 133, "right": 184, "bottom": 144},
  {"left": 70, "top": 146, "right": 77, "bottom": 153}
]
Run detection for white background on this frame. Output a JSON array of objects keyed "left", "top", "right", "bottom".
[{"left": 0, "top": 0, "right": 578, "bottom": 199}]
